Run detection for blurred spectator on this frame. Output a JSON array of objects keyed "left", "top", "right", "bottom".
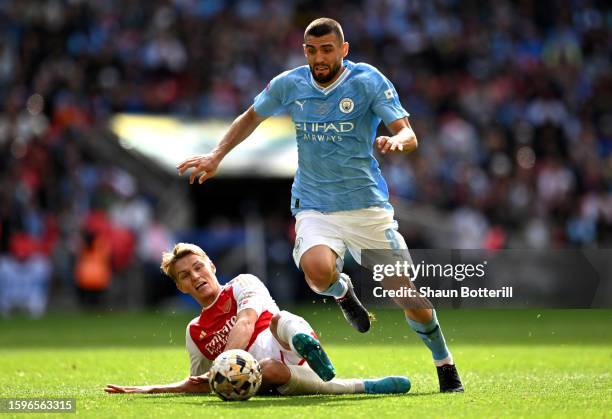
[
  {"left": 138, "top": 215, "right": 175, "bottom": 306},
  {"left": 0, "top": 233, "right": 51, "bottom": 318},
  {"left": 74, "top": 230, "right": 111, "bottom": 307}
]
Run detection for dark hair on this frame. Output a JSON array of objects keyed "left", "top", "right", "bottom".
[{"left": 304, "top": 17, "right": 344, "bottom": 43}]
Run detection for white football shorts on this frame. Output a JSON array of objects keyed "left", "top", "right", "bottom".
[{"left": 292, "top": 206, "right": 410, "bottom": 268}]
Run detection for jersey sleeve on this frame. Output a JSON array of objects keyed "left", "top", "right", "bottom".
[
  {"left": 231, "top": 274, "right": 272, "bottom": 316},
  {"left": 371, "top": 72, "right": 409, "bottom": 125},
  {"left": 253, "top": 73, "right": 287, "bottom": 117},
  {"left": 185, "top": 321, "right": 211, "bottom": 376}
]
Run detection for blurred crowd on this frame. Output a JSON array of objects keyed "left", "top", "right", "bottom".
[{"left": 0, "top": 0, "right": 610, "bottom": 315}]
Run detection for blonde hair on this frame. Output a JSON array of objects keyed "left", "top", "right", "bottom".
[{"left": 160, "top": 243, "right": 209, "bottom": 282}]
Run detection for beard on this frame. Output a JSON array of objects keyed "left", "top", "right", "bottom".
[{"left": 310, "top": 61, "right": 342, "bottom": 84}]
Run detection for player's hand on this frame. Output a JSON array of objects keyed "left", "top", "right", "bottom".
[
  {"left": 188, "top": 373, "right": 209, "bottom": 384},
  {"left": 375, "top": 136, "right": 405, "bottom": 154},
  {"left": 176, "top": 153, "right": 221, "bottom": 184},
  {"left": 104, "top": 384, "right": 153, "bottom": 394}
]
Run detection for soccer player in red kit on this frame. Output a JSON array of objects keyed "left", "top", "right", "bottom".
[{"left": 105, "top": 243, "right": 409, "bottom": 395}]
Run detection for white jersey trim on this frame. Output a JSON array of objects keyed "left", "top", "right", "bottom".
[
  {"left": 310, "top": 67, "right": 352, "bottom": 95},
  {"left": 200, "top": 285, "right": 223, "bottom": 311}
]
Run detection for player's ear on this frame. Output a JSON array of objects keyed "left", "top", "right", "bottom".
[
  {"left": 342, "top": 41, "right": 349, "bottom": 58},
  {"left": 209, "top": 260, "right": 217, "bottom": 274},
  {"left": 303, "top": 44, "right": 308, "bottom": 58}
]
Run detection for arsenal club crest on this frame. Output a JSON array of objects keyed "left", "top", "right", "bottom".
[{"left": 222, "top": 298, "right": 232, "bottom": 313}]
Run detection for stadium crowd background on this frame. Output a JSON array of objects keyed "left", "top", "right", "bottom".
[{"left": 0, "top": 0, "right": 610, "bottom": 316}]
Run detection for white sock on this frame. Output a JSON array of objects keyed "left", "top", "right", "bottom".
[
  {"left": 276, "top": 311, "right": 317, "bottom": 352},
  {"left": 277, "top": 365, "right": 364, "bottom": 395},
  {"left": 434, "top": 354, "right": 454, "bottom": 367}
]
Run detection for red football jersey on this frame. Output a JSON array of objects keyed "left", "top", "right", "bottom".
[{"left": 188, "top": 274, "right": 278, "bottom": 360}]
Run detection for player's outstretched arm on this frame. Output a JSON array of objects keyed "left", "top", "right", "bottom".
[
  {"left": 105, "top": 374, "right": 210, "bottom": 394},
  {"left": 224, "top": 308, "right": 257, "bottom": 350},
  {"left": 176, "top": 106, "right": 267, "bottom": 184},
  {"left": 376, "top": 117, "right": 418, "bottom": 154}
]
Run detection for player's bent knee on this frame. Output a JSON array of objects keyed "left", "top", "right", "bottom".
[
  {"left": 301, "top": 254, "right": 337, "bottom": 292},
  {"left": 259, "top": 358, "right": 291, "bottom": 385},
  {"left": 271, "top": 311, "right": 298, "bottom": 350},
  {"left": 300, "top": 245, "right": 338, "bottom": 291}
]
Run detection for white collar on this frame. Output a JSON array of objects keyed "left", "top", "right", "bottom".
[
  {"left": 201, "top": 284, "right": 225, "bottom": 311},
  {"left": 310, "top": 65, "right": 351, "bottom": 95}
]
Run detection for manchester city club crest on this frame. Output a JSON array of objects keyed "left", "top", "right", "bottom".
[
  {"left": 294, "top": 237, "right": 302, "bottom": 251},
  {"left": 339, "top": 98, "right": 354, "bottom": 113},
  {"left": 293, "top": 237, "right": 303, "bottom": 257}
]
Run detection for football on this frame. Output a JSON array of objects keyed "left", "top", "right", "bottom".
[{"left": 209, "top": 349, "right": 262, "bottom": 401}]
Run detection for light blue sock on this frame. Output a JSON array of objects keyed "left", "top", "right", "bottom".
[
  {"left": 316, "top": 273, "right": 348, "bottom": 299},
  {"left": 406, "top": 310, "right": 450, "bottom": 362}
]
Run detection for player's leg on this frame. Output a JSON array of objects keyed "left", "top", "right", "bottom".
[
  {"left": 344, "top": 207, "right": 463, "bottom": 392},
  {"left": 294, "top": 212, "right": 370, "bottom": 332},
  {"left": 265, "top": 361, "right": 410, "bottom": 396},
  {"left": 269, "top": 311, "right": 335, "bottom": 381},
  {"left": 404, "top": 307, "right": 463, "bottom": 392},
  {"left": 404, "top": 308, "right": 448, "bottom": 362},
  {"left": 255, "top": 328, "right": 410, "bottom": 395},
  {"left": 300, "top": 247, "right": 371, "bottom": 333},
  {"left": 257, "top": 358, "right": 292, "bottom": 394},
  {"left": 299, "top": 244, "right": 339, "bottom": 294}
]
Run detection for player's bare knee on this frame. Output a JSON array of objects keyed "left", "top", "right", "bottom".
[
  {"left": 259, "top": 358, "right": 290, "bottom": 385},
  {"left": 301, "top": 257, "right": 336, "bottom": 292},
  {"left": 300, "top": 245, "right": 338, "bottom": 291}
]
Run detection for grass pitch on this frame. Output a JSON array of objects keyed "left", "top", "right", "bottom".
[{"left": 1, "top": 308, "right": 610, "bottom": 418}]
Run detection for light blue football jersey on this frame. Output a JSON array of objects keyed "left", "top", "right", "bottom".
[{"left": 253, "top": 60, "right": 409, "bottom": 215}]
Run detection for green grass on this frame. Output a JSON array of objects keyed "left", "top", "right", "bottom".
[{"left": 1, "top": 308, "right": 611, "bottom": 418}]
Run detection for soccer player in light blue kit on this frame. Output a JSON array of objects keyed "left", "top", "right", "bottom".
[{"left": 178, "top": 17, "right": 463, "bottom": 393}]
